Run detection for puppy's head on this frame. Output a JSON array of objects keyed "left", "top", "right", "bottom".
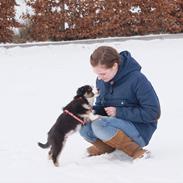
[
  {"left": 75, "top": 85, "right": 94, "bottom": 99},
  {"left": 74, "top": 85, "right": 95, "bottom": 106}
]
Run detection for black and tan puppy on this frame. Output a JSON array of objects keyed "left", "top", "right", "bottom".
[{"left": 38, "top": 85, "right": 98, "bottom": 166}]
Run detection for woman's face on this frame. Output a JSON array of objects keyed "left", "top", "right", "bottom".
[{"left": 92, "top": 63, "right": 118, "bottom": 82}]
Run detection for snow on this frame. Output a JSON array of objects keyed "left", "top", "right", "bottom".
[
  {"left": 15, "top": 0, "right": 34, "bottom": 23},
  {"left": 130, "top": 6, "right": 141, "bottom": 14},
  {"left": 0, "top": 37, "right": 183, "bottom": 183}
]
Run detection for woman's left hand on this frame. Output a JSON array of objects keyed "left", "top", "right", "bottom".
[{"left": 104, "top": 107, "right": 117, "bottom": 117}]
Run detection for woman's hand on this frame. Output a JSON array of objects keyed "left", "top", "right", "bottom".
[{"left": 104, "top": 107, "right": 116, "bottom": 117}]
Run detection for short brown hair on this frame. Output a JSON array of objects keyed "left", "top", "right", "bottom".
[{"left": 90, "top": 46, "right": 120, "bottom": 68}]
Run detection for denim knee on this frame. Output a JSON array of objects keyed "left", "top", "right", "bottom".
[
  {"left": 91, "top": 118, "right": 117, "bottom": 141},
  {"left": 79, "top": 123, "right": 97, "bottom": 142}
]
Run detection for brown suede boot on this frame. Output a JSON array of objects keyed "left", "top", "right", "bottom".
[
  {"left": 105, "top": 130, "right": 148, "bottom": 159},
  {"left": 87, "top": 139, "right": 115, "bottom": 156}
]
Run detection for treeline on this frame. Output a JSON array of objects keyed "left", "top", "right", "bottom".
[
  {"left": 0, "top": 0, "right": 19, "bottom": 42},
  {"left": 0, "top": 0, "right": 183, "bottom": 43}
]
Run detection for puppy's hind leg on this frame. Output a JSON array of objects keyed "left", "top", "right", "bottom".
[
  {"left": 48, "top": 149, "right": 52, "bottom": 160},
  {"left": 51, "top": 139, "right": 64, "bottom": 167}
]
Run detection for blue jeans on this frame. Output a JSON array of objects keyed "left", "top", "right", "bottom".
[{"left": 80, "top": 116, "right": 146, "bottom": 147}]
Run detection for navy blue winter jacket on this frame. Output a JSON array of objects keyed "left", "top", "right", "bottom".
[{"left": 93, "top": 51, "right": 161, "bottom": 146}]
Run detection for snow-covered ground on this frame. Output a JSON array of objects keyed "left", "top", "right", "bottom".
[{"left": 0, "top": 36, "right": 183, "bottom": 183}]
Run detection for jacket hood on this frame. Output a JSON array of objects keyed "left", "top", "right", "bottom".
[{"left": 110, "top": 51, "right": 141, "bottom": 83}]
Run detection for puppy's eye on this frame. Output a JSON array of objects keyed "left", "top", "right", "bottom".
[{"left": 88, "top": 87, "right": 92, "bottom": 91}]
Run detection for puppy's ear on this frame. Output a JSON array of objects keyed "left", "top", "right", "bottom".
[{"left": 76, "top": 86, "right": 85, "bottom": 97}]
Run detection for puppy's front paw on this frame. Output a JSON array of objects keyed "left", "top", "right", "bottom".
[
  {"left": 83, "top": 117, "right": 91, "bottom": 123},
  {"left": 89, "top": 113, "right": 100, "bottom": 121}
]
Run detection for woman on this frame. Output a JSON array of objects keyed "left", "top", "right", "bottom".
[{"left": 80, "top": 46, "right": 161, "bottom": 159}]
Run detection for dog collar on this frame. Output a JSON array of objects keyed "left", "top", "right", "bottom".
[{"left": 64, "top": 110, "right": 85, "bottom": 125}]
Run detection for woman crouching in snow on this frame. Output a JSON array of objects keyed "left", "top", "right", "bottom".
[{"left": 80, "top": 46, "right": 161, "bottom": 160}]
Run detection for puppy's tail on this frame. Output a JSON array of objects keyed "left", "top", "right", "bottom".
[{"left": 38, "top": 141, "right": 49, "bottom": 149}]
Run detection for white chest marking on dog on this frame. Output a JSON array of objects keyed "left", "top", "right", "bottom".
[
  {"left": 86, "top": 97, "right": 95, "bottom": 106},
  {"left": 82, "top": 104, "right": 91, "bottom": 110}
]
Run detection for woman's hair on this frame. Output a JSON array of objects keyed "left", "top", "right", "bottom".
[{"left": 90, "top": 46, "right": 121, "bottom": 68}]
